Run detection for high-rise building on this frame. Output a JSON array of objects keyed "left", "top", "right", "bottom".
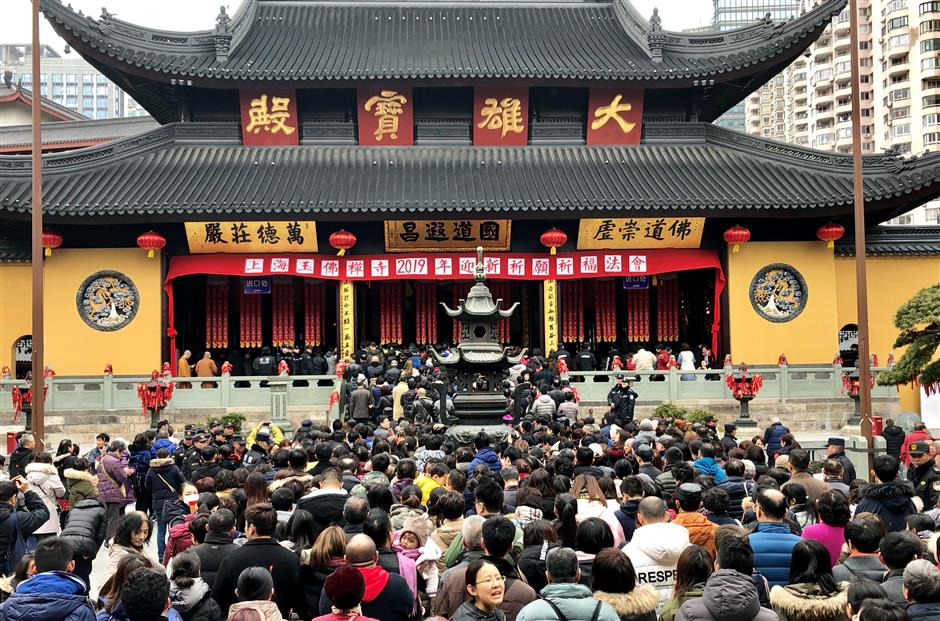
[
  {"left": 745, "top": 0, "right": 940, "bottom": 224},
  {"left": 714, "top": 0, "right": 802, "bottom": 130},
  {"left": 0, "top": 44, "right": 125, "bottom": 120}
]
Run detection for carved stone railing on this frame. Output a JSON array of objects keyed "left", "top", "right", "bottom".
[
  {"left": 565, "top": 365, "right": 898, "bottom": 404},
  {"left": 0, "top": 375, "right": 343, "bottom": 418}
]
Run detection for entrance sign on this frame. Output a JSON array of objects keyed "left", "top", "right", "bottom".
[
  {"left": 185, "top": 221, "right": 318, "bottom": 254},
  {"left": 357, "top": 87, "right": 414, "bottom": 145},
  {"left": 243, "top": 277, "right": 272, "bottom": 295},
  {"left": 623, "top": 276, "right": 650, "bottom": 290},
  {"left": 385, "top": 220, "right": 511, "bottom": 252},
  {"left": 586, "top": 88, "right": 644, "bottom": 145},
  {"left": 577, "top": 218, "right": 704, "bottom": 250},
  {"left": 239, "top": 89, "right": 299, "bottom": 146},
  {"left": 474, "top": 87, "right": 529, "bottom": 146}
]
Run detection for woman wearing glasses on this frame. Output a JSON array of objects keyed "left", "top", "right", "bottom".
[{"left": 450, "top": 558, "right": 506, "bottom": 621}]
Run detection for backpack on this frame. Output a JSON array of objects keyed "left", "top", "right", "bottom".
[
  {"left": 3, "top": 512, "right": 29, "bottom": 576},
  {"left": 163, "top": 518, "right": 195, "bottom": 565}
]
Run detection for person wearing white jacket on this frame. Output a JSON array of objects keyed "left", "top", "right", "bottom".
[
  {"left": 24, "top": 453, "right": 67, "bottom": 539},
  {"left": 623, "top": 497, "right": 691, "bottom": 615}
]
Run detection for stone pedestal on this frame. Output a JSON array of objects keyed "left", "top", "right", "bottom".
[{"left": 269, "top": 378, "right": 290, "bottom": 436}]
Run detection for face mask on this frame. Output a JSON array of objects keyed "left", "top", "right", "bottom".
[{"left": 183, "top": 493, "right": 200, "bottom": 507}]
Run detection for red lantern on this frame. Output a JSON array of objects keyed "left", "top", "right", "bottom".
[
  {"left": 723, "top": 225, "right": 751, "bottom": 253},
  {"left": 137, "top": 231, "right": 166, "bottom": 258},
  {"left": 540, "top": 228, "right": 568, "bottom": 256},
  {"left": 42, "top": 229, "right": 63, "bottom": 257},
  {"left": 329, "top": 230, "right": 357, "bottom": 257},
  {"left": 816, "top": 223, "right": 845, "bottom": 249}
]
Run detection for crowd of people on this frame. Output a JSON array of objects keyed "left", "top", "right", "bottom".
[{"left": 0, "top": 343, "right": 938, "bottom": 621}]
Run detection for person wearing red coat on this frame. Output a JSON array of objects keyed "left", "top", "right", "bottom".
[{"left": 901, "top": 422, "right": 934, "bottom": 467}]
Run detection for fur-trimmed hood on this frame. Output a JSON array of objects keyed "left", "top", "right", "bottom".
[
  {"left": 24, "top": 462, "right": 58, "bottom": 478},
  {"left": 770, "top": 583, "right": 848, "bottom": 621},
  {"left": 63, "top": 468, "right": 95, "bottom": 483},
  {"left": 269, "top": 472, "right": 313, "bottom": 491},
  {"left": 593, "top": 586, "right": 659, "bottom": 617},
  {"left": 149, "top": 457, "right": 175, "bottom": 467}
]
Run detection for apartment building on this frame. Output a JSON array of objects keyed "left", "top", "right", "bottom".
[
  {"left": 715, "top": 0, "right": 802, "bottom": 130},
  {"left": 745, "top": 0, "right": 940, "bottom": 223},
  {"left": 0, "top": 44, "right": 125, "bottom": 120},
  {"left": 748, "top": 0, "right": 877, "bottom": 152}
]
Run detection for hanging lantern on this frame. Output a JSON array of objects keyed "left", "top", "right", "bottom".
[
  {"left": 42, "top": 229, "right": 63, "bottom": 256},
  {"left": 329, "top": 230, "right": 357, "bottom": 257},
  {"left": 816, "top": 222, "right": 845, "bottom": 249},
  {"left": 540, "top": 228, "right": 568, "bottom": 255},
  {"left": 137, "top": 231, "right": 166, "bottom": 258},
  {"left": 723, "top": 225, "right": 751, "bottom": 253}
]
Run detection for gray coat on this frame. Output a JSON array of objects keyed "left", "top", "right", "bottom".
[
  {"left": 831, "top": 555, "right": 887, "bottom": 584},
  {"left": 516, "top": 583, "right": 620, "bottom": 621},
  {"left": 676, "top": 570, "right": 779, "bottom": 621}
]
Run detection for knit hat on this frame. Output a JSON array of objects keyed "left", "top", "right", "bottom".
[
  {"left": 325, "top": 564, "right": 366, "bottom": 611},
  {"left": 400, "top": 516, "right": 429, "bottom": 547},
  {"left": 903, "top": 558, "right": 940, "bottom": 585},
  {"left": 774, "top": 455, "right": 790, "bottom": 469}
]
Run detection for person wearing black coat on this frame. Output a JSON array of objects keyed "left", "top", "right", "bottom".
[
  {"left": 211, "top": 505, "right": 301, "bottom": 618},
  {"left": 189, "top": 510, "right": 238, "bottom": 589},
  {"left": 8, "top": 443, "right": 35, "bottom": 480},
  {"left": 0, "top": 481, "right": 50, "bottom": 575},
  {"left": 60, "top": 498, "right": 107, "bottom": 586},
  {"left": 881, "top": 420, "right": 906, "bottom": 461}
]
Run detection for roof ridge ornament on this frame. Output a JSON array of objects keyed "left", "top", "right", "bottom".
[
  {"left": 647, "top": 7, "right": 665, "bottom": 63},
  {"left": 474, "top": 245, "right": 485, "bottom": 284},
  {"left": 215, "top": 5, "right": 233, "bottom": 64}
]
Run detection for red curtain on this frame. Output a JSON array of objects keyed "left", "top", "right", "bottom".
[
  {"left": 205, "top": 280, "right": 228, "bottom": 349},
  {"left": 414, "top": 283, "right": 437, "bottom": 345},
  {"left": 627, "top": 289, "right": 650, "bottom": 343},
  {"left": 304, "top": 282, "right": 324, "bottom": 346},
  {"left": 595, "top": 280, "right": 617, "bottom": 343},
  {"left": 381, "top": 282, "right": 403, "bottom": 344},
  {"left": 657, "top": 279, "right": 679, "bottom": 342}
]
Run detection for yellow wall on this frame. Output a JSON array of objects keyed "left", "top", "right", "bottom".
[
  {"left": 0, "top": 264, "right": 33, "bottom": 374},
  {"left": 0, "top": 249, "right": 163, "bottom": 375},
  {"left": 835, "top": 256, "right": 940, "bottom": 413},
  {"left": 729, "top": 241, "right": 840, "bottom": 365}
]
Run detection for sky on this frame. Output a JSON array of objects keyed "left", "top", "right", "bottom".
[{"left": 0, "top": 0, "right": 716, "bottom": 53}]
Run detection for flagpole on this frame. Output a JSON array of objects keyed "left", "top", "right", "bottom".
[
  {"left": 30, "top": 0, "right": 46, "bottom": 448},
  {"left": 848, "top": 0, "right": 873, "bottom": 458}
]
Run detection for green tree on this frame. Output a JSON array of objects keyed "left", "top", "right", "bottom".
[{"left": 876, "top": 283, "right": 940, "bottom": 393}]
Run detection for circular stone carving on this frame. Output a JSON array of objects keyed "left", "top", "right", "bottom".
[
  {"left": 76, "top": 271, "right": 140, "bottom": 331},
  {"left": 749, "top": 263, "right": 808, "bottom": 323}
]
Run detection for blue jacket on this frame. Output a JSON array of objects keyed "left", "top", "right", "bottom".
[
  {"left": 468, "top": 447, "right": 501, "bottom": 474},
  {"left": 692, "top": 457, "right": 727, "bottom": 483},
  {"left": 763, "top": 423, "right": 789, "bottom": 456},
  {"left": 0, "top": 571, "right": 96, "bottom": 621},
  {"left": 748, "top": 522, "right": 801, "bottom": 588},
  {"left": 151, "top": 438, "right": 177, "bottom": 458}
]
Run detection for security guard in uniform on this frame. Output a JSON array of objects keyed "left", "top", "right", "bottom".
[
  {"left": 607, "top": 373, "right": 638, "bottom": 429},
  {"left": 182, "top": 432, "right": 209, "bottom": 480},
  {"left": 907, "top": 441, "right": 940, "bottom": 510}
]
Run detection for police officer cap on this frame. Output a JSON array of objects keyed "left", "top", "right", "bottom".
[
  {"left": 223, "top": 423, "right": 234, "bottom": 430},
  {"left": 909, "top": 441, "right": 929, "bottom": 456},
  {"left": 256, "top": 428, "right": 272, "bottom": 441},
  {"left": 233, "top": 437, "right": 247, "bottom": 445},
  {"left": 724, "top": 423, "right": 737, "bottom": 432},
  {"left": 826, "top": 437, "right": 845, "bottom": 448}
]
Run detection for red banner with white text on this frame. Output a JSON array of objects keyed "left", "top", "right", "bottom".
[
  {"left": 165, "top": 250, "right": 719, "bottom": 282},
  {"left": 163, "top": 250, "right": 725, "bottom": 355}
]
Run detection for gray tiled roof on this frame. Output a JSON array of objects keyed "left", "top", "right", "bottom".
[
  {"left": 42, "top": 0, "right": 845, "bottom": 83},
  {"left": 835, "top": 226, "right": 940, "bottom": 256},
  {"left": 0, "top": 116, "right": 158, "bottom": 151},
  {"left": 0, "top": 122, "right": 937, "bottom": 220}
]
